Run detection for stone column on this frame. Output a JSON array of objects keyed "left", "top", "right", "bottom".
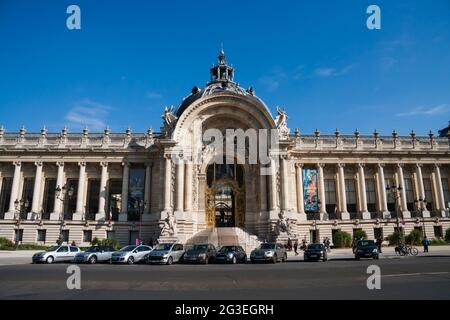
[
  {"left": 176, "top": 158, "right": 185, "bottom": 212},
  {"left": 358, "top": 164, "right": 371, "bottom": 220},
  {"left": 95, "top": 162, "right": 108, "bottom": 221},
  {"left": 260, "top": 173, "right": 268, "bottom": 212},
  {"left": 5, "top": 161, "right": 22, "bottom": 219},
  {"left": 30, "top": 162, "right": 43, "bottom": 218},
  {"left": 415, "top": 164, "right": 430, "bottom": 218},
  {"left": 144, "top": 163, "right": 152, "bottom": 215},
  {"left": 269, "top": 157, "right": 278, "bottom": 211},
  {"left": 377, "top": 164, "right": 390, "bottom": 218},
  {"left": 280, "top": 156, "right": 290, "bottom": 212},
  {"left": 118, "top": 161, "right": 130, "bottom": 222},
  {"left": 185, "top": 160, "right": 193, "bottom": 212},
  {"left": 296, "top": 164, "right": 305, "bottom": 215},
  {"left": 50, "top": 162, "right": 64, "bottom": 220},
  {"left": 317, "top": 163, "right": 327, "bottom": 220},
  {"left": 73, "top": 162, "right": 86, "bottom": 221},
  {"left": 434, "top": 164, "right": 447, "bottom": 217},
  {"left": 163, "top": 155, "right": 172, "bottom": 212},
  {"left": 338, "top": 164, "right": 350, "bottom": 220},
  {"left": 397, "top": 164, "right": 411, "bottom": 218}
]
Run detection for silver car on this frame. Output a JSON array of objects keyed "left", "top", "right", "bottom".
[
  {"left": 250, "top": 243, "right": 287, "bottom": 263},
  {"left": 147, "top": 243, "right": 184, "bottom": 265},
  {"left": 111, "top": 245, "right": 153, "bottom": 264},
  {"left": 32, "top": 245, "right": 80, "bottom": 264},
  {"left": 74, "top": 245, "right": 115, "bottom": 264}
]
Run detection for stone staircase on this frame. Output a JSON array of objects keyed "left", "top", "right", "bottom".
[{"left": 186, "top": 228, "right": 262, "bottom": 253}]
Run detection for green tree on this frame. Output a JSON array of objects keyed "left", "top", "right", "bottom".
[
  {"left": 353, "top": 229, "right": 368, "bottom": 240},
  {"left": 405, "top": 229, "right": 423, "bottom": 246},
  {"left": 333, "top": 231, "right": 352, "bottom": 248},
  {"left": 387, "top": 231, "right": 402, "bottom": 246},
  {"left": 445, "top": 228, "right": 450, "bottom": 243}
]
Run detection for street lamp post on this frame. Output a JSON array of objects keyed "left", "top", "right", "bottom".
[
  {"left": 386, "top": 183, "right": 404, "bottom": 244},
  {"left": 415, "top": 198, "right": 427, "bottom": 239},
  {"left": 135, "top": 199, "right": 146, "bottom": 244},
  {"left": 14, "top": 198, "right": 29, "bottom": 249},
  {"left": 55, "top": 184, "right": 74, "bottom": 244}
]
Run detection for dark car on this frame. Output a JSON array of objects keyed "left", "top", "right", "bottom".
[
  {"left": 304, "top": 243, "right": 328, "bottom": 262},
  {"left": 355, "top": 240, "right": 379, "bottom": 260},
  {"left": 183, "top": 244, "right": 217, "bottom": 264},
  {"left": 215, "top": 246, "right": 247, "bottom": 264}
]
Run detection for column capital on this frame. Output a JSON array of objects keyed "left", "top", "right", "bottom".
[
  {"left": 122, "top": 160, "right": 130, "bottom": 167},
  {"left": 78, "top": 161, "right": 86, "bottom": 167},
  {"left": 337, "top": 163, "right": 346, "bottom": 169},
  {"left": 100, "top": 161, "right": 108, "bottom": 168},
  {"left": 357, "top": 163, "right": 366, "bottom": 168},
  {"left": 145, "top": 161, "right": 153, "bottom": 168},
  {"left": 56, "top": 161, "right": 64, "bottom": 167},
  {"left": 295, "top": 163, "right": 304, "bottom": 169},
  {"left": 316, "top": 163, "right": 325, "bottom": 169},
  {"left": 377, "top": 163, "right": 385, "bottom": 168},
  {"left": 164, "top": 154, "right": 172, "bottom": 160},
  {"left": 34, "top": 161, "right": 43, "bottom": 167},
  {"left": 415, "top": 163, "right": 423, "bottom": 168},
  {"left": 434, "top": 163, "right": 442, "bottom": 169},
  {"left": 13, "top": 161, "right": 21, "bottom": 167},
  {"left": 396, "top": 163, "right": 405, "bottom": 168}
]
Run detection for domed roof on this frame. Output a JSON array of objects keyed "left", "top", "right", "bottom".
[{"left": 176, "top": 50, "right": 258, "bottom": 117}]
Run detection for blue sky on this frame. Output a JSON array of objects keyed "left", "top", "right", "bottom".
[{"left": 0, "top": 0, "right": 449, "bottom": 135}]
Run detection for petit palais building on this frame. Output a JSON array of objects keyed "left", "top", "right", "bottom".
[{"left": 1, "top": 51, "right": 450, "bottom": 250}]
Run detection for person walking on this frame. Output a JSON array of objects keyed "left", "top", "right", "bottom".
[
  {"left": 422, "top": 236, "right": 430, "bottom": 253},
  {"left": 376, "top": 237, "right": 383, "bottom": 253},
  {"left": 287, "top": 238, "right": 292, "bottom": 251},
  {"left": 294, "top": 239, "right": 299, "bottom": 256}
]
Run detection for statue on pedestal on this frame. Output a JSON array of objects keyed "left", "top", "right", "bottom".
[
  {"left": 161, "top": 212, "right": 177, "bottom": 237},
  {"left": 275, "top": 107, "right": 290, "bottom": 140}
]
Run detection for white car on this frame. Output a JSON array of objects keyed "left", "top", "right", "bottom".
[
  {"left": 147, "top": 243, "right": 185, "bottom": 265},
  {"left": 32, "top": 245, "right": 80, "bottom": 264},
  {"left": 111, "top": 245, "right": 153, "bottom": 264}
]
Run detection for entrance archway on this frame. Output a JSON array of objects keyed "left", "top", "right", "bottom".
[{"left": 205, "top": 162, "right": 245, "bottom": 228}]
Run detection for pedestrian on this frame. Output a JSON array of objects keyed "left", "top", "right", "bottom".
[
  {"left": 422, "top": 236, "right": 430, "bottom": 253},
  {"left": 71, "top": 240, "right": 76, "bottom": 247},
  {"left": 294, "top": 240, "right": 298, "bottom": 256},
  {"left": 301, "top": 238, "right": 307, "bottom": 251},
  {"left": 287, "top": 238, "right": 292, "bottom": 251},
  {"left": 376, "top": 237, "right": 383, "bottom": 253},
  {"left": 325, "top": 237, "right": 331, "bottom": 252}
]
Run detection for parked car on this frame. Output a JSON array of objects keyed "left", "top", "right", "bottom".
[
  {"left": 215, "top": 246, "right": 247, "bottom": 264},
  {"left": 250, "top": 243, "right": 287, "bottom": 263},
  {"left": 74, "top": 245, "right": 115, "bottom": 264},
  {"left": 183, "top": 244, "right": 217, "bottom": 264},
  {"left": 32, "top": 245, "right": 80, "bottom": 264},
  {"left": 147, "top": 243, "right": 184, "bottom": 265},
  {"left": 304, "top": 243, "right": 328, "bottom": 262},
  {"left": 111, "top": 245, "right": 153, "bottom": 264},
  {"left": 355, "top": 240, "right": 379, "bottom": 260}
]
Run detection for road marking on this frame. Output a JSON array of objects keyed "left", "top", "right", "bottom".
[{"left": 383, "top": 272, "right": 450, "bottom": 278}]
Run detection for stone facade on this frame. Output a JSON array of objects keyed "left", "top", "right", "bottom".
[{"left": 1, "top": 52, "right": 449, "bottom": 247}]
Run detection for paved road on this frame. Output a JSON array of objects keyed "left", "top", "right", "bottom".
[{"left": 1, "top": 256, "right": 449, "bottom": 300}]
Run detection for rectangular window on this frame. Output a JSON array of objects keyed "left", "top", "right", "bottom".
[
  {"left": 108, "top": 179, "right": 122, "bottom": 221},
  {"left": 442, "top": 179, "right": 450, "bottom": 210},
  {"left": 0, "top": 178, "right": 13, "bottom": 219},
  {"left": 423, "top": 178, "right": 434, "bottom": 212},
  {"left": 107, "top": 230, "right": 115, "bottom": 240},
  {"left": 64, "top": 179, "right": 78, "bottom": 220},
  {"left": 14, "top": 229, "right": 23, "bottom": 243},
  {"left": 434, "top": 226, "right": 443, "bottom": 238},
  {"left": 324, "top": 179, "right": 336, "bottom": 215},
  {"left": 374, "top": 228, "right": 383, "bottom": 240},
  {"left": 83, "top": 230, "right": 93, "bottom": 243},
  {"left": 303, "top": 169, "right": 319, "bottom": 213},
  {"left": 61, "top": 230, "right": 70, "bottom": 243},
  {"left": 366, "top": 179, "right": 376, "bottom": 212},
  {"left": 42, "top": 179, "right": 56, "bottom": 220},
  {"left": 404, "top": 178, "right": 415, "bottom": 212},
  {"left": 129, "top": 230, "right": 139, "bottom": 245},
  {"left": 86, "top": 179, "right": 100, "bottom": 221},
  {"left": 21, "top": 178, "right": 34, "bottom": 218},
  {"left": 128, "top": 166, "right": 146, "bottom": 222},
  {"left": 386, "top": 178, "right": 396, "bottom": 214},
  {"left": 345, "top": 179, "right": 357, "bottom": 214},
  {"left": 37, "top": 229, "right": 46, "bottom": 242}
]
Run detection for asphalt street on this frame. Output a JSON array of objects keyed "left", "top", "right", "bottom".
[{"left": 0, "top": 255, "right": 449, "bottom": 300}]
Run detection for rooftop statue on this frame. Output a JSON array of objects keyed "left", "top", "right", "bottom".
[
  {"left": 275, "top": 106, "right": 290, "bottom": 140},
  {"left": 162, "top": 106, "right": 178, "bottom": 137}
]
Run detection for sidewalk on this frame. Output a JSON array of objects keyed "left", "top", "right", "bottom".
[
  {"left": 287, "top": 245, "right": 450, "bottom": 261},
  {"left": 0, "top": 250, "right": 41, "bottom": 266}
]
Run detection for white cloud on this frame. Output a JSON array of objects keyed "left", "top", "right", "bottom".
[
  {"left": 314, "top": 64, "right": 355, "bottom": 78},
  {"left": 396, "top": 104, "right": 449, "bottom": 117},
  {"left": 146, "top": 91, "right": 163, "bottom": 99},
  {"left": 65, "top": 99, "right": 111, "bottom": 131},
  {"left": 258, "top": 68, "right": 287, "bottom": 92}
]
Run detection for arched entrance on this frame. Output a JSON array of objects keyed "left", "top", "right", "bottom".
[{"left": 205, "top": 162, "right": 245, "bottom": 228}]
